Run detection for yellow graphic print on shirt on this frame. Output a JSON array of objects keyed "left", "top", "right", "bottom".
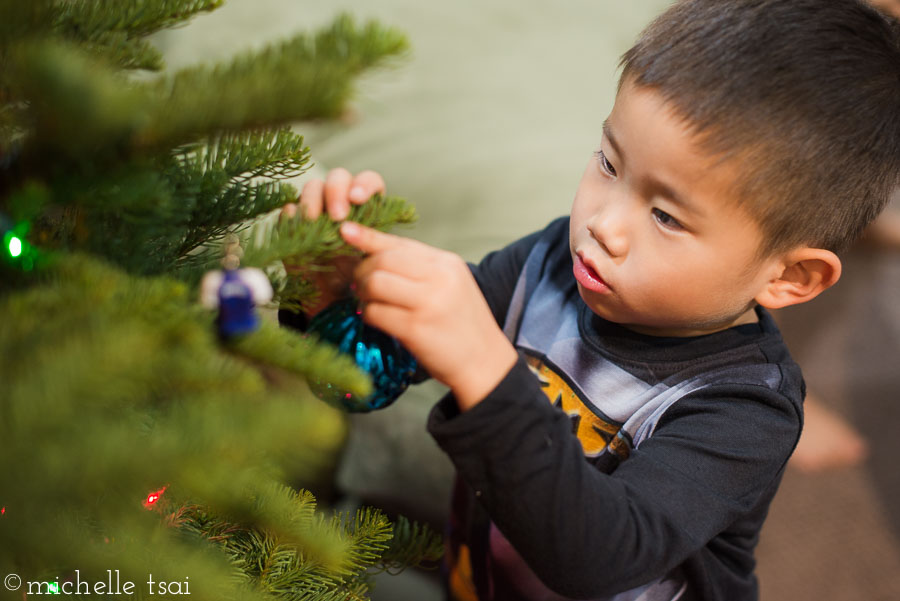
[
  {"left": 449, "top": 543, "right": 478, "bottom": 601},
  {"left": 524, "top": 354, "right": 631, "bottom": 461}
]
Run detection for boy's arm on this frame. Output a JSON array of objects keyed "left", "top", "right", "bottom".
[{"left": 428, "top": 366, "right": 800, "bottom": 598}]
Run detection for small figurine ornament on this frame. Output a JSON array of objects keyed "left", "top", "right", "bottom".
[
  {"left": 308, "top": 297, "right": 418, "bottom": 412},
  {"left": 200, "top": 235, "right": 273, "bottom": 338}
]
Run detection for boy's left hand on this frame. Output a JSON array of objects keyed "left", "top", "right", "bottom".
[{"left": 340, "top": 221, "right": 518, "bottom": 411}]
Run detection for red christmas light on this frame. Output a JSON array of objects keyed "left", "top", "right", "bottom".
[{"left": 143, "top": 487, "right": 167, "bottom": 509}]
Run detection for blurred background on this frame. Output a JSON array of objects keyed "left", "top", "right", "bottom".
[{"left": 155, "top": 2, "right": 900, "bottom": 599}]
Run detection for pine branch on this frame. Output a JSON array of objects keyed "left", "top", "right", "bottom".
[
  {"left": 191, "top": 128, "right": 313, "bottom": 184},
  {"left": 137, "top": 14, "right": 408, "bottom": 149},
  {"left": 168, "top": 129, "right": 312, "bottom": 257},
  {"left": 49, "top": 162, "right": 192, "bottom": 275},
  {"left": 335, "top": 508, "right": 393, "bottom": 575},
  {"left": 12, "top": 128, "right": 311, "bottom": 277},
  {"left": 228, "top": 319, "right": 373, "bottom": 404},
  {"left": 53, "top": 0, "right": 224, "bottom": 50},
  {"left": 174, "top": 487, "right": 376, "bottom": 601},
  {"left": 5, "top": 22, "right": 405, "bottom": 276},
  {"left": 76, "top": 32, "right": 166, "bottom": 71},
  {"left": 163, "top": 487, "right": 443, "bottom": 601},
  {"left": 378, "top": 516, "right": 444, "bottom": 573},
  {"left": 5, "top": 14, "right": 406, "bottom": 174},
  {"left": 247, "top": 194, "right": 416, "bottom": 272},
  {"left": 7, "top": 39, "right": 154, "bottom": 165},
  {"left": 269, "top": 271, "right": 319, "bottom": 316},
  {"left": 175, "top": 179, "right": 298, "bottom": 259},
  {"left": 255, "top": 195, "right": 417, "bottom": 311},
  {"left": 310, "top": 14, "right": 410, "bottom": 73}
]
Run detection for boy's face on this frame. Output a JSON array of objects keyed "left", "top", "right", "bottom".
[{"left": 569, "top": 80, "right": 780, "bottom": 337}]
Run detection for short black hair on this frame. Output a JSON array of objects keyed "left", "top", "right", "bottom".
[{"left": 621, "top": 0, "right": 900, "bottom": 254}]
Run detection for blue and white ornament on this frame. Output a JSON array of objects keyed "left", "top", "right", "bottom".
[{"left": 200, "top": 236, "right": 272, "bottom": 338}]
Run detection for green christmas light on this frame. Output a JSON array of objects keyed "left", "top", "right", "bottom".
[
  {"left": 47, "top": 582, "right": 60, "bottom": 594},
  {"left": 8, "top": 235, "right": 23, "bottom": 258}
]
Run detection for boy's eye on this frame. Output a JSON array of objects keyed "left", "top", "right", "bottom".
[
  {"left": 652, "top": 208, "right": 683, "bottom": 231},
  {"left": 594, "top": 149, "right": 617, "bottom": 177}
]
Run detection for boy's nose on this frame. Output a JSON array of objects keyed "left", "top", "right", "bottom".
[{"left": 587, "top": 207, "right": 629, "bottom": 258}]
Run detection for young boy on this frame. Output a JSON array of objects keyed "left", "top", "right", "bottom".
[{"left": 280, "top": 1, "right": 900, "bottom": 599}]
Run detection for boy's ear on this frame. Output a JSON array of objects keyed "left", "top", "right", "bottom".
[{"left": 755, "top": 248, "right": 842, "bottom": 309}]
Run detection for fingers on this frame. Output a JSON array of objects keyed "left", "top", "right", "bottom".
[
  {"left": 340, "top": 221, "right": 405, "bottom": 255},
  {"left": 355, "top": 268, "right": 421, "bottom": 310},
  {"left": 342, "top": 221, "right": 467, "bottom": 285},
  {"left": 345, "top": 226, "right": 468, "bottom": 315},
  {"left": 322, "top": 167, "right": 353, "bottom": 220},
  {"left": 299, "top": 178, "right": 326, "bottom": 219},
  {"left": 358, "top": 302, "right": 413, "bottom": 342},
  {"left": 349, "top": 170, "right": 386, "bottom": 205},
  {"left": 353, "top": 247, "right": 428, "bottom": 283},
  {"left": 280, "top": 201, "right": 298, "bottom": 221},
  {"left": 285, "top": 169, "right": 387, "bottom": 223}
]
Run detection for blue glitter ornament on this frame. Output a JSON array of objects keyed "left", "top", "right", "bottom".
[{"left": 308, "top": 297, "right": 418, "bottom": 412}]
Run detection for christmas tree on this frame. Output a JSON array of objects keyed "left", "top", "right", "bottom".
[{"left": 0, "top": 1, "right": 440, "bottom": 600}]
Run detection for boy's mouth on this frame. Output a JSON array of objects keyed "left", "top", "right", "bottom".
[{"left": 573, "top": 255, "right": 611, "bottom": 293}]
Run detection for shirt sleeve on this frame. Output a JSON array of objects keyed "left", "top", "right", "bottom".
[{"left": 427, "top": 353, "right": 801, "bottom": 598}]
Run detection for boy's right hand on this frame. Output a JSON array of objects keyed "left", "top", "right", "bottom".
[{"left": 280, "top": 168, "right": 386, "bottom": 316}]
